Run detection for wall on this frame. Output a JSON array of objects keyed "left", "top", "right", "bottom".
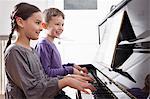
[{"left": 0, "top": 0, "right": 48, "bottom": 36}]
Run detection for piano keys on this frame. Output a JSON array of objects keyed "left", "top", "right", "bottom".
[{"left": 76, "top": 64, "right": 137, "bottom": 99}]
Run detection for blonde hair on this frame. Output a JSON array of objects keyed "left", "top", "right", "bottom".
[{"left": 43, "top": 8, "right": 64, "bottom": 23}]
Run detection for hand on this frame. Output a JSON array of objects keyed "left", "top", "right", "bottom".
[
  {"left": 81, "top": 67, "right": 88, "bottom": 74},
  {"left": 74, "top": 65, "right": 88, "bottom": 74},
  {"left": 74, "top": 65, "right": 82, "bottom": 71},
  {"left": 67, "top": 74, "right": 94, "bottom": 83},
  {"left": 61, "top": 76, "right": 96, "bottom": 94},
  {"left": 73, "top": 68, "right": 88, "bottom": 77},
  {"left": 73, "top": 68, "right": 81, "bottom": 75}
]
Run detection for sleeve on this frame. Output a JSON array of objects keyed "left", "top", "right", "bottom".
[
  {"left": 5, "top": 49, "right": 60, "bottom": 98},
  {"left": 35, "top": 43, "right": 73, "bottom": 77},
  {"left": 62, "top": 63, "right": 74, "bottom": 74}
]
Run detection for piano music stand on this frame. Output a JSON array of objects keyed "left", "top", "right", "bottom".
[{"left": 96, "top": 9, "right": 136, "bottom": 83}]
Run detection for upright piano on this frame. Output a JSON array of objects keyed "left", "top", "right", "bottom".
[
  {"left": 76, "top": 0, "right": 150, "bottom": 98},
  {"left": 77, "top": 35, "right": 150, "bottom": 99}
]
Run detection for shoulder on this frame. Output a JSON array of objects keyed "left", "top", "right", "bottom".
[
  {"left": 36, "top": 38, "right": 54, "bottom": 49},
  {"left": 37, "top": 37, "right": 49, "bottom": 45},
  {"left": 5, "top": 44, "right": 21, "bottom": 54},
  {"left": 5, "top": 44, "right": 30, "bottom": 57}
]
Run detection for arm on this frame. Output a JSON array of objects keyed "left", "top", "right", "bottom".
[
  {"left": 5, "top": 48, "right": 60, "bottom": 98},
  {"left": 35, "top": 43, "right": 74, "bottom": 76},
  {"left": 63, "top": 63, "right": 88, "bottom": 75}
]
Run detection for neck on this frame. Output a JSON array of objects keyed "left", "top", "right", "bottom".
[
  {"left": 15, "top": 35, "right": 30, "bottom": 49},
  {"left": 47, "top": 34, "right": 54, "bottom": 42}
]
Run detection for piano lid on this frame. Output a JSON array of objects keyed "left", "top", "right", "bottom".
[{"left": 119, "top": 30, "right": 150, "bottom": 45}]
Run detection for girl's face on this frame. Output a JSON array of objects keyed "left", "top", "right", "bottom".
[
  {"left": 46, "top": 16, "right": 64, "bottom": 39},
  {"left": 23, "top": 12, "right": 43, "bottom": 40}
]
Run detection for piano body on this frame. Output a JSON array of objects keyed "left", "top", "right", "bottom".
[
  {"left": 77, "top": 31, "right": 150, "bottom": 99},
  {"left": 76, "top": 0, "right": 150, "bottom": 98}
]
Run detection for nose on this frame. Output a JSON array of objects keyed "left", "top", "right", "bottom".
[{"left": 39, "top": 24, "right": 43, "bottom": 31}]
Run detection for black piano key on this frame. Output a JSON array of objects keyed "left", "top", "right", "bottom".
[{"left": 89, "top": 71, "right": 118, "bottom": 99}]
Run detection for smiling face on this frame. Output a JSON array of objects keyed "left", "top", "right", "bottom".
[
  {"left": 46, "top": 16, "right": 64, "bottom": 39},
  {"left": 23, "top": 12, "right": 43, "bottom": 40}
]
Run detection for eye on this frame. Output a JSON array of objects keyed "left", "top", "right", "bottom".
[
  {"left": 56, "top": 23, "right": 64, "bottom": 27},
  {"left": 56, "top": 23, "right": 59, "bottom": 26},
  {"left": 36, "top": 21, "right": 41, "bottom": 25}
]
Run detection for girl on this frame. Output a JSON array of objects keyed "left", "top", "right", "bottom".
[{"left": 4, "top": 2, "right": 95, "bottom": 99}]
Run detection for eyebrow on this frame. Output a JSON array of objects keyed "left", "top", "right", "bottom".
[{"left": 36, "top": 19, "right": 42, "bottom": 22}]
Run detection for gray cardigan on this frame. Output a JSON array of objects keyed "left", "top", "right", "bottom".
[{"left": 5, "top": 44, "right": 60, "bottom": 99}]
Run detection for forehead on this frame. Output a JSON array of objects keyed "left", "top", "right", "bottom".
[
  {"left": 29, "top": 12, "right": 43, "bottom": 21},
  {"left": 49, "top": 16, "right": 64, "bottom": 22}
]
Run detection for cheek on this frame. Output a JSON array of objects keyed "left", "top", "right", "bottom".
[
  {"left": 24, "top": 23, "right": 35, "bottom": 32},
  {"left": 51, "top": 30, "right": 57, "bottom": 36},
  {"left": 50, "top": 28, "right": 56, "bottom": 34},
  {"left": 25, "top": 26, "right": 37, "bottom": 37}
]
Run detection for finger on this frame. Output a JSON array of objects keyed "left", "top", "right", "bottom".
[
  {"left": 85, "top": 84, "right": 96, "bottom": 91},
  {"left": 80, "top": 72, "right": 88, "bottom": 77},
  {"left": 76, "top": 76, "right": 92, "bottom": 82},
  {"left": 82, "top": 67, "right": 88, "bottom": 73},
  {"left": 81, "top": 89, "right": 90, "bottom": 94},
  {"left": 82, "top": 76, "right": 94, "bottom": 82},
  {"left": 74, "top": 65, "right": 82, "bottom": 71},
  {"left": 83, "top": 89, "right": 92, "bottom": 94}
]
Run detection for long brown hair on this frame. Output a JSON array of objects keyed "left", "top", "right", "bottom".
[{"left": 4, "top": 2, "right": 41, "bottom": 52}]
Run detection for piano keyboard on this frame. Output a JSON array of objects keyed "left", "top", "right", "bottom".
[
  {"left": 76, "top": 71, "right": 118, "bottom": 99},
  {"left": 90, "top": 71, "right": 118, "bottom": 99},
  {"left": 77, "top": 64, "right": 136, "bottom": 99}
]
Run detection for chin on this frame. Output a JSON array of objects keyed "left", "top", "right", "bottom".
[
  {"left": 32, "top": 37, "right": 39, "bottom": 40},
  {"left": 56, "top": 35, "right": 60, "bottom": 38}
]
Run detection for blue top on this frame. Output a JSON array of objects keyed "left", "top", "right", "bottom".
[{"left": 35, "top": 38, "right": 73, "bottom": 77}]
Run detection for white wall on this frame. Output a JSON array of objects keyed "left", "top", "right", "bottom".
[{"left": 0, "top": 0, "right": 48, "bottom": 36}]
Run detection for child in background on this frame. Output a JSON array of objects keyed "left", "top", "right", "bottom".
[
  {"left": 35, "top": 7, "right": 89, "bottom": 99},
  {"left": 4, "top": 2, "right": 95, "bottom": 99},
  {"left": 35, "top": 8, "right": 88, "bottom": 77}
]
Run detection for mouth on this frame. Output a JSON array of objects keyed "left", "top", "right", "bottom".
[{"left": 56, "top": 31, "right": 62, "bottom": 36}]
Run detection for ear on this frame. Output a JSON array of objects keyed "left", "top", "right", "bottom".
[
  {"left": 16, "top": 17, "right": 24, "bottom": 28},
  {"left": 42, "top": 22, "right": 48, "bottom": 29}
]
